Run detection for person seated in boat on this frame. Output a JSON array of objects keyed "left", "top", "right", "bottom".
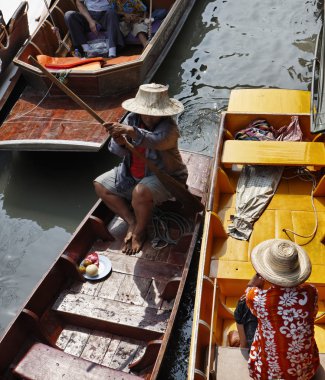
[
  {"left": 245, "top": 239, "right": 319, "bottom": 380},
  {"left": 64, "top": 0, "right": 124, "bottom": 57},
  {"left": 110, "top": 0, "right": 149, "bottom": 47},
  {"left": 94, "top": 83, "right": 187, "bottom": 255}
]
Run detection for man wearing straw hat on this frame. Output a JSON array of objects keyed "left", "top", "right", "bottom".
[
  {"left": 245, "top": 239, "right": 319, "bottom": 380},
  {"left": 94, "top": 83, "right": 187, "bottom": 255}
]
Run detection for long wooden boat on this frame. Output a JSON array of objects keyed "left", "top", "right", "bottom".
[
  {"left": 0, "top": 1, "right": 29, "bottom": 115},
  {"left": 188, "top": 88, "right": 325, "bottom": 379},
  {"left": 0, "top": 0, "right": 195, "bottom": 151},
  {"left": 0, "top": 149, "right": 211, "bottom": 380}
]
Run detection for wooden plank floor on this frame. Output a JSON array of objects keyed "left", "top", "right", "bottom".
[
  {"left": 56, "top": 326, "right": 146, "bottom": 372},
  {"left": 0, "top": 87, "right": 135, "bottom": 151}
]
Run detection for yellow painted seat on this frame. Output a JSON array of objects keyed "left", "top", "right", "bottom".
[
  {"left": 228, "top": 89, "right": 311, "bottom": 114},
  {"left": 221, "top": 140, "right": 325, "bottom": 168}
]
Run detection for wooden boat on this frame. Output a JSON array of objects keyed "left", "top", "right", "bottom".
[
  {"left": 13, "top": 0, "right": 195, "bottom": 97},
  {"left": 0, "top": 1, "right": 29, "bottom": 114},
  {"left": 0, "top": 0, "right": 195, "bottom": 151},
  {"left": 188, "top": 88, "right": 325, "bottom": 379},
  {"left": 0, "top": 149, "right": 211, "bottom": 380}
]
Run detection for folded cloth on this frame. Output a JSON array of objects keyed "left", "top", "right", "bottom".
[{"left": 36, "top": 55, "right": 104, "bottom": 69}]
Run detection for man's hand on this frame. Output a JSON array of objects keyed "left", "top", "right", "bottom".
[
  {"left": 88, "top": 19, "right": 98, "bottom": 34},
  {"left": 108, "top": 123, "right": 135, "bottom": 138}
]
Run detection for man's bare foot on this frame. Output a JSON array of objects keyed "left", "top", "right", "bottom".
[
  {"left": 125, "top": 232, "right": 147, "bottom": 255},
  {"left": 121, "top": 239, "right": 132, "bottom": 253},
  {"left": 124, "top": 223, "right": 135, "bottom": 244}
]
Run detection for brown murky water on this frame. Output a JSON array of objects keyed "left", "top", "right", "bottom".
[{"left": 0, "top": 0, "right": 322, "bottom": 378}]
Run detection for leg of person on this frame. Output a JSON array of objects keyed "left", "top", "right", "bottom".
[
  {"left": 99, "top": 9, "right": 125, "bottom": 57},
  {"left": 131, "top": 22, "right": 148, "bottom": 47},
  {"left": 128, "top": 184, "right": 154, "bottom": 255},
  {"left": 64, "top": 11, "right": 90, "bottom": 51},
  {"left": 128, "top": 175, "right": 173, "bottom": 255},
  {"left": 94, "top": 169, "right": 136, "bottom": 252}
]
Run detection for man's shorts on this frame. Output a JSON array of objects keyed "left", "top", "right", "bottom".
[{"left": 94, "top": 167, "right": 173, "bottom": 205}]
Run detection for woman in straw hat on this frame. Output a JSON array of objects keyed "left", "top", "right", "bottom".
[
  {"left": 94, "top": 83, "right": 187, "bottom": 254},
  {"left": 245, "top": 239, "right": 319, "bottom": 380}
]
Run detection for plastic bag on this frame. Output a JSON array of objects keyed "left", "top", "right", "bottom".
[{"left": 82, "top": 38, "right": 109, "bottom": 58}]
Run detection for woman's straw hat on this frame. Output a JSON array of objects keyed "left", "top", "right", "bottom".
[
  {"left": 122, "top": 83, "right": 184, "bottom": 116},
  {"left": 250, "top": 239, "right": 311, "bottom": 287}
]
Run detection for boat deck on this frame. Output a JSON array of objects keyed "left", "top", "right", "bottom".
[{"left": 0, "top": 88, "right": 135, "bottom": 151}]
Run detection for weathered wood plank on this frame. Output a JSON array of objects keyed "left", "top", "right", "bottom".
[
  {"left": 115, "top": 275, "right": 152, "bottom": 305},
  {"left": 53, "top": 292, "right": 170, "bottom": 333},
  {"left": 64, "top": 326, "right": 90, "bottom": 357},
  {"left": 109, "top": 338, "right": 144, "bottom": 372},
  {"left": 97, "top": 271, "right": 126, "bottom": 300},
  {"left": 81, "top": 331, "right": 112, "bottom": 364},
  {"left": 102, "top": 252, "right": 182, "bottom": 281}
]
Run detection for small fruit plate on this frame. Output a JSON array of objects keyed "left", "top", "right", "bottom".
[{"left": 82, "top": 255, "right": 112, "bottom": 281}]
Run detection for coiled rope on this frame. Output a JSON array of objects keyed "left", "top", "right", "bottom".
[{"left": 151, "top": 208, "right": 193, "bottom": 249}]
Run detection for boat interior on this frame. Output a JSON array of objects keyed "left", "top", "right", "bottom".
[
  {"left": 189, "top": 89, "right": 325, "bottom": 379},
  {"left": 0, "top": 151, "right": 211, "bottom": 380},
  {"left": 15, "top": 0, "right": 176, "bottom": 73}
]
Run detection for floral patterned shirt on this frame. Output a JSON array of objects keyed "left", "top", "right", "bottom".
[
  {"left": 246, "top": 284, "right": 319, "bottom": 380},
  {"left": 111, "top": 0, "right": 147, "bottom": 14}
]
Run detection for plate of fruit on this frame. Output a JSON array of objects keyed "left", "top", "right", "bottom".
[{"left": 79, "top": 252, "right": 112, "bottom": 280}]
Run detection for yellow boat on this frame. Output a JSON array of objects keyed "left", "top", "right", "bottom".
[{"left": 188, "top": 88, "right": 325, "bottom": 379}]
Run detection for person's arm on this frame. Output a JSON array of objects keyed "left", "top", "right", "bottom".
[
  {"left": 107, "top": 121, "right": 179, "bottom": 150},
  {"left": 236, "top": 323, "right": 248, "bottom": 348},
  {"left": 76, "top": 0, "right": 98, "bottom": 34}
]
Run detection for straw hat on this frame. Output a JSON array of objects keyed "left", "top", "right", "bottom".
[
  {"left": 122, "top": 83, "right": 184, "bottom": 116},
  {"left": 250, "top": 239, "right": 311, "bottom": 287}
]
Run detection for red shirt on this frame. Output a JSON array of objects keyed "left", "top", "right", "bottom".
[{"left": 130, "top": 123, "right": 146, "bottom": 179}]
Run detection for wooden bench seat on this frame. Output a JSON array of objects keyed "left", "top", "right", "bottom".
[
  {"left": 221, "top": 140, "right": 325, "bottom": 168},
  {"left": 53, "top": 290, "right": 170, "bottom": 336},
  {"left": 13, "top": 342, "right": 142, "bottom": 380}
]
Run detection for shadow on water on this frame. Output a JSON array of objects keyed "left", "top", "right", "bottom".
[{"left": 158, "top": 233, "right": 202, "bottom": 380}]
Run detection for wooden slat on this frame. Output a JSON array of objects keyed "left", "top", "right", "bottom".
[
  {"left": 221, "top": 140, "right": 325, "bottom": 167},
  {"left": 13, "top": 343, "right": 143, "bottom": 380},
  {"left": 53, "top": 291, "right": 170, "bottom": 334},
  {"left": 105, "top": 252, "right": 182, "bottom": 281}
]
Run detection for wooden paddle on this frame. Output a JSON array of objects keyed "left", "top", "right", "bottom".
[{"left": 28, "top": 56, "right": 204, "bottom": 213}]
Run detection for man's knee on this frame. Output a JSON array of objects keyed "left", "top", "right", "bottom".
[
  {"left": 132, "top": 184, "right": 153, "bottom": 203},
  {"left": 64, "top": 10, "right": 79, "bottom": 25}
]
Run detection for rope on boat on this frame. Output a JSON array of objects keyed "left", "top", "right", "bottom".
[
  {"left": 148, "top": 0, "right": 153, "bottom": 41},
  {"left": 5, "top": 70, "right": 71, "bottom": 123},
  {"left": 282, "top": 167, "right": 318, "bottom": 246},
  {"left": 42, "top": 0, "right": 70, "bottom": 52},
  {"left": 5, "top": 83, "right": 54, "bottom": 122},
  {"left": 151, "top": 208, "right": 193, "bottom": 249}
]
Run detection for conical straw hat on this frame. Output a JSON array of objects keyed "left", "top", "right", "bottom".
[
  {"left": 250, "top": 239, "right": 311, "bottom": 287},
  {"left": 122, "top": 83, "right": 184, "bottom": 116}
]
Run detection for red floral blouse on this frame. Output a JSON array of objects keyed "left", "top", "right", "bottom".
[{"left": 246, "top": 284, "right": 319, "bottom": 380}]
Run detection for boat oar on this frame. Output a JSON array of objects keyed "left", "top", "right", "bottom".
[{"left": 28, "top": 56, "right": 204, "bottom": 213}]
